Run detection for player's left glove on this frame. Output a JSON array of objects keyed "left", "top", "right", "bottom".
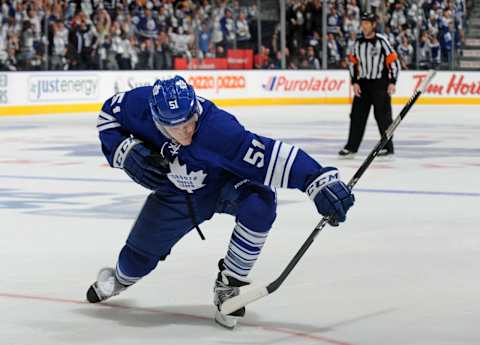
[{"left": 306, "top": 167, "right": 355, "bottom": 226}]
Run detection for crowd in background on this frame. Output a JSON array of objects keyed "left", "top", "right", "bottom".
[
  {"left": 0, "top": 0, "right": 468, "bottom": 71},
  {"left": 284, "top": 0, "right": 466, "bottom": 70}
]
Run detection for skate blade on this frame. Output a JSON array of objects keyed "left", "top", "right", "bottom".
[
  {"left": 214, "top": 310, "right": 237, "bottom": 329},
  {"left": 376, "top": 155, "right": 395, "bottom": 162},
  {"left": 86, "top": 283, "right": 102, "bottom": 303},
  {"left": 337, "top": 154, "right": 356, "bottom": 160}
]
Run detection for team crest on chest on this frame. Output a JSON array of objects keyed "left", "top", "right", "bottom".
[{"left": 167, "top": 158, "right": 207, "bottom": 193}]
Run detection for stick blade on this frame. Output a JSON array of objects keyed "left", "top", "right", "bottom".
[{"left": 220, "top": 286, "right": 269, "bottom": 315}]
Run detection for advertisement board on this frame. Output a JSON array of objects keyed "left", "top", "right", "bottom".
[
  {"left": 0, "top": 70, "right": 479, "bottom": 116},
  {"left": 28, "top": 74, "right": 99, "bottom": 102},
  {"left": 0, "top": 74, "right": 8, "bottom": 105}
]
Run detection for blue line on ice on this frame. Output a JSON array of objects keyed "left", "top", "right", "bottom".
[
  {"left": 355, "top": 188, "right": 480, "bottom": 197},
  {"left": 0, "top": 175, "right": 478, "bottom": 198}
]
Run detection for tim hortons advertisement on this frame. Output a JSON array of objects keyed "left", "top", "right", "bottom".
[
  {"left": 409, "top": 72, "right": 480, "bottom": 97},
  {"left": 28, "top": 74, "right": 99, "bottom": 102}
]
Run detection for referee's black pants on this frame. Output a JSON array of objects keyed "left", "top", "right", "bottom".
[{"left": 345, "top": 79, "right": 394, "bottom": 153}]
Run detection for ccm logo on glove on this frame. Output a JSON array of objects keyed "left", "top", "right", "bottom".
[
  {"left": 306, "top": 167, "right": 355, "bottom": 226},
  {"left": 306, "top": 169, "right": 339, "bottom": 199}
]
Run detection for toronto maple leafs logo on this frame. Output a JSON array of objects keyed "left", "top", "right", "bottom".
[
  {"left": 175, "top": 80, "right": 188, "bottom": 89},
  {"left": 167, "top": 158, "right": 207, "bottom": 193},
  {"left": 160, "top": 141, "right": 181, "bottom": 158},
  {"left": 168, "top": 142, "right": 181, "bottom": 156},
  {"left": 153, "top": 84, "right": 161, "bottom": 95}
]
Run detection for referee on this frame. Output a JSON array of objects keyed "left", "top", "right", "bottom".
[{"left": 339, "top": 12, "right": 401, "bottom": 158}]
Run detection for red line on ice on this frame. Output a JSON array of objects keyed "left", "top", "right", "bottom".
[{"left": 0, "top": 292, "right": 354, "bottom": 345}]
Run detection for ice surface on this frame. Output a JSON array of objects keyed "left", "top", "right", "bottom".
[{"left": 1, "top": 105, "right": 479, "bottom": 345}]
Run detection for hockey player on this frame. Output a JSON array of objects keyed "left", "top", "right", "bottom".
[{"left": 87, "top": 75, "right": 354, "bottom": 329}]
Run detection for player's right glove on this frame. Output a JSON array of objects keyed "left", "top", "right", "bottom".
[
  {"left": 120, "top": 140, "right": 169, "bottom": 190},
  {"left": 306, "top": 167, "right": 355, "bottom": 226}
]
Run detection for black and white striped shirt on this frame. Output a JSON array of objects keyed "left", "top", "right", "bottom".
[{"left": 348, "top": 33, "right": 401, "bottom": 84}]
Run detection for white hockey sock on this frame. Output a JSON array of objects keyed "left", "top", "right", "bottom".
[
  {"left": 223, "top": 222, "right": 268, "bottom": 277},
  {"left": 115, "top": 262, "right": 142, "bottom": 287}
]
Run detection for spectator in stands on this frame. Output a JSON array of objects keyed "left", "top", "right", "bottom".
[
  {"left": 25, "top": 5, "right": 42, "bottom": 42},
  {"left": 369, "top": 0, "right": 381, "bottom": 15},
  {"left": 169, "top": 26, "right": 193, "bottom": 60},
  {"left": 121, "top": 14, "right": 136, "bottom": 38},
  {"left": 137, "top": 37, "right": 155, "bottom": 69},
  {"left": 343, "top": 12, "right": 360, "bottom": 34},
  {"left": 305, "top": 0, "right": 323, "bottom": 37},
  {"left": 154, "top": 31, "right": 173, "bottom": 69},
  {"left": 270, "top": 50, "right": 283, "bottom": 69},
  {"left": 326, "top": 33, "right": 340, "bottom": 68},
  {"left": 390, "top": 2, "right": 407, "bottom": 34},
  {"left": 398, "top": 35, "right": 414, "bottom": 69},
  {"left": 118, "top": 32, "right": 137, "bottom": 69},
  {"left": 295, "top": 46, "right": 308, "bottom": 69},
  {"left": 418, "top": 31, "right": 432, "bottom": 69},
  {"left": 103, "top": 34, "right": 119, "bottom": 70},
  {"left": 216, "top": 44, "right": 226, "bottom": 58},
  {"left": 18, "top": 20, "right": 35, "bottom": 70},
  {"left": 254, "top": 45, "right": 270, "bottom": 69},
  {"left": 306, "top": 30, "right": 321, "bottom": 52},
  {"left": 442, "top": 21, "right": 454, "bottom": 64},
  {"left": 430, "top": 35, "right": 441, "bottom": 68},
  {"left": 50, "top": 21, "right": 68, "bottom": 70},
  {"left": 347, "top": 0, "right": 360, "bottom": 21},
  {"left": 306, "top": 45, "right": 320, "bottom": 69},
  {"left": 345, "top": 30, "right": 357, "bottom": 57},
  {"left": 327, "top": 6, "right": 342, "bottom": 36},
  {"left": 383, "top": 25, "right": 396, "bottom": 47},
  {"left": 0, "top": 47, "right": 17, "bottom": 71},
  {"left": 287, "top": 1, "right": 306, "bottom": 53},
  {"left": 236, "top": 11, "right": 251, "bottom": 49},
  {"left": 0, "top": 0, "right": 468, "bottom": 71},
  {"left": 220, "top": 7, "right": 235, "bottom": 49},
  {"left": 7, "top": 30, "right": 20, "bottom": 64},
  {"left": 197, "top": 21, "right": 212, "bottom": 58},
  {"left": 137, "top": 7, "right": 158, "bottom": 39},
  {"left": 68, "top": 15, "right": 98, "bottom": 70},
  {"left": 211, "top": 10, "right": 224, "bottom": 49},
  {"left": 427, "top": 11, "right": 440, "bottom": 38},
  {"left": 47, "top": 2, "right": 64, "bottom": 26}
]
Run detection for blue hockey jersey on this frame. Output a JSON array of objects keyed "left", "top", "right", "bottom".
[{"left": 97, "top": 86, "right": 324, "bottom": 198}]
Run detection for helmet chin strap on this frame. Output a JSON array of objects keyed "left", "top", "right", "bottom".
[{"left": 154, "top": 121, "right": 175, "bottom": 141}]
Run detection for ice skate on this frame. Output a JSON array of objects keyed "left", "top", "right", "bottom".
[
  {"left": 338, "top": 148, "right": 356, "bottom": 159},
  {"left": 376, "top": 148, "right": 394, "bottom": 161},
  {"left": 86, "top": 267, "right": 127, "bottom": 303},
  {"left": 213, "top": 259, "right": 250, "bottom": 329}
]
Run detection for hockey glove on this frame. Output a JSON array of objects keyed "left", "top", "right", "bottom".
[
  {"left": 122, "top": 141, "right": 169, "bottom": 190},
  {"left": 306, "top": 167, "right": 355, "bottom": 226}
]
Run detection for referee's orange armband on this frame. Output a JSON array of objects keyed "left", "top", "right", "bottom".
[
  {"left": 385, "top": 52, "right": 398, "bottom": 66},
  {"left": 348, "top": 54, "right": 358, "bottom": 65}
]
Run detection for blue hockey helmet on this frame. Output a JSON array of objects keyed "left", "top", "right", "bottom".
[{"left": 149, "top": 76, "right": 199, "bottom": 127}]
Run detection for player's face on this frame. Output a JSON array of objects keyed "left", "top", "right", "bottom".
[
  {"left": 361, "top": 20, "right": 375, "bottom": 37},
  {"left": 165, "top": 117, "right": 197, "bottom": 146}
]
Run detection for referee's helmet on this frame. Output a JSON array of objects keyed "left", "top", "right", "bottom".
[{"left": 360, "top": 12, "right": 376, "bottom": 22}]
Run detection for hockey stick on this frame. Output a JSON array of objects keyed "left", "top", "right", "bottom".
[{"left": 220, "top": 70, "right": 437, "bottom": 315}]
